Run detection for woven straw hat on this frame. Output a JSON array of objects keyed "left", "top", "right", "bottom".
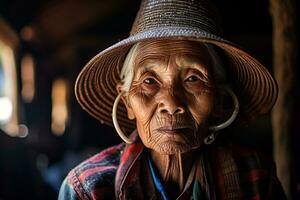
[{"left": 75, "top": 0, "right": 278, "bottom": 131}]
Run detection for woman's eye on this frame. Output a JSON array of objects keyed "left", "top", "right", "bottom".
[
  {"left": 143, "top": 78, "right": 157, "bottom": 84},
  {"left": 186, "top": 75, "right": 200, "bottom": 82}
]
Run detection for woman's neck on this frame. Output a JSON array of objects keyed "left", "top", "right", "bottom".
[{"left": 150, "top": 149, "right": 197, "bottom": 196}]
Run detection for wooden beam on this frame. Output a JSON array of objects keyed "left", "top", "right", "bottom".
[
  {"left": 0, "top": 18, "right": 19, "bottom": 49},
  {"left": 36, "top": 0, "right": 131, "bottom": 40},
  {"left": 270, "top": 0, "right": 298, "bottom": 199}
]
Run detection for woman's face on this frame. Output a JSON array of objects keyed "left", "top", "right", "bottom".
[{"left": 124, "top": 40, "right": 216, "bottom": 154}]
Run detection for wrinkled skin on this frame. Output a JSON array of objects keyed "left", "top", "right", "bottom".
[
  {"left": 119, "top": 40, "right": 217, "bottom": 195},
  {"left": 123, "top": 40, "right": 216, "bottom": 155}
]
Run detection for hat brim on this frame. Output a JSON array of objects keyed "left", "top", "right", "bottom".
[{"left": 75, "top": 27, "right": 278, "bottom": 132}]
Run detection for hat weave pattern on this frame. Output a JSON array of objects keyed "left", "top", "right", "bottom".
[
  {"left": 130, "top": 0, "right": 221, "bottom": 35},
  {"left": 75, "top": 0, "right": 278, "bottom": 131}
]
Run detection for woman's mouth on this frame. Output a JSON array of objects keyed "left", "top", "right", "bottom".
[{"left": 156, "top": 126, "right": 194, "bottom": 134}]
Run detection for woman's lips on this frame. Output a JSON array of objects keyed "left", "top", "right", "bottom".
[{"left": 156, "top": 126, "right": 194, "bottom": 134}]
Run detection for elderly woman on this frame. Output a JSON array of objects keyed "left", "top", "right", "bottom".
[{"left": 59, "top": 0, "right": 286, "bottom": 199}]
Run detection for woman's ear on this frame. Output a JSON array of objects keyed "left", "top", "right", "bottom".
[{"left": 116, "top": 83, "right": 135, "bottom": 120}]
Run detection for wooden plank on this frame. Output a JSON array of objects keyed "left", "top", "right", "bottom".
[{"left": 270, "top": 0, "right": 298, "bottom": 199}]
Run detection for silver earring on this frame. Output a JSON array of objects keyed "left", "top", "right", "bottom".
[
  {"left": 112, "top": 91, "right": 133, "bottom": 144},
  {"left": 204, "top": 86, "right": 239, "bottom": 145}
]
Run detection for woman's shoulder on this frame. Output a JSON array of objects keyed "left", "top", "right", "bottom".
[
  {"left": 59, "top": 143, "right": 125, "bottom": 200},
  {"left": 217, "top": 141, "right": 275, "bottom": 170},
  {"left": 211, "top": 141, "right": 287, "bottom": 199},
  {"left": 70, "top": 142, "right": 125, "bottom": 178}
]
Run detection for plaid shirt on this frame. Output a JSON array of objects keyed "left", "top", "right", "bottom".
[{"left": 58, "top": 132, "right": 286, "bottom": 200}]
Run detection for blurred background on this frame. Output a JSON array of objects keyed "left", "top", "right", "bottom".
[{"left": 0, "top": 0, "right": 298, "bottom": 199}]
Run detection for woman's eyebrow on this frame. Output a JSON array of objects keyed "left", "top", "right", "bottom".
[
  {"left": 136, "top": 59, "right": 164, "bottom": 71},
  {"left": 177, "top": 55, "right": 210, "bottom": 72},
  {"left": 137, "top": 66, "right": 158, "bottom": 76}
]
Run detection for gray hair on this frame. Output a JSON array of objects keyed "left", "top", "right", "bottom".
[
  {"left": 120, "top": 43, "right": 139, "bottom": 93},
  {"left": 120, "top": 42, "right": 227, "bottom": 95}
]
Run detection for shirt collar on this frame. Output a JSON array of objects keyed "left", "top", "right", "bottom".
[{"left": 115, "top": 130, "right": 145, "bottom": 199}]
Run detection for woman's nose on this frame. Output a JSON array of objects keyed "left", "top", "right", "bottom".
[{"left": 157, "top": 88, "right": 185, "bottom": 115}]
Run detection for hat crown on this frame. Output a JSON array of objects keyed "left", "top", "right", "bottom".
[{"left": 130, "top": 0, "right": 222, "bottom": 36}]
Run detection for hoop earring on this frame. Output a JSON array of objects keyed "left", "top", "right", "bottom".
[
  {"left": 204, "top": 86, "right": 239, "bottom": 145},
  {"left": 112, "top": 91, "right": 133, "bottom": 144}
]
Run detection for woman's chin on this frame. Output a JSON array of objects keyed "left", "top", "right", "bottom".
[{"left": 151, "top": 141, "right": 200, "bottom": 155}]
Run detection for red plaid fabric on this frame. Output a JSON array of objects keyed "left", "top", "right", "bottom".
[{"left": 59, "top": 132, "right": 286, "bottom": 200}]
